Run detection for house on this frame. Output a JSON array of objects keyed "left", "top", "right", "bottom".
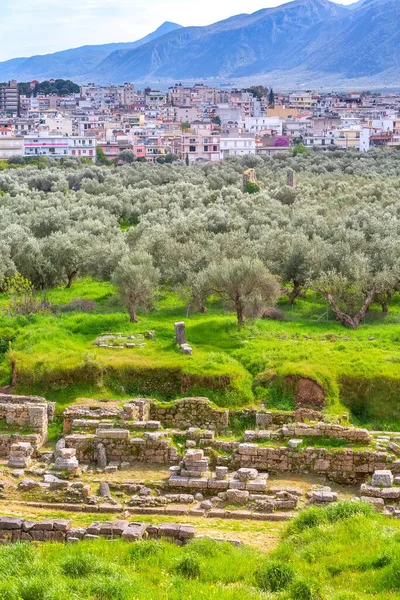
[
  {"left": 172, "top": 130, "right": 220, "bottom": 162},
  {"left": 220, "top": 132, "right": 256, "bottom": 159},
  {"left": 0, "top": 126, "right": 24, "bottom": 160},
  {"left": 24, "top": 134, "right": 96, "bottom": 162}
]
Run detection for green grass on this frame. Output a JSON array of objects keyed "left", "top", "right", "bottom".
[
  {"left": 271, "top": 502, "right": 400, "bottom": 598},
  {"left": 0, "top": 537, "right": 265, "bottom": 600},
  {"left": 1, "top": 503, "right": 400, "bottom": 598},
  {"left": 2, "top": 279, "right": 400, "bottom": 428}
]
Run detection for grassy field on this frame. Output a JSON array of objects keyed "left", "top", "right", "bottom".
[
  {"left": 0, "top": 503, "right": 400, "bottom": 599},
  {"left": 1, "top": 278, "right": 400, "bottom": 429}
]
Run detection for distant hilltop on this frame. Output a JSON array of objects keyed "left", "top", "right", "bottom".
[{"left": 1, "top": 0, "right": 400, "bottom": 89}]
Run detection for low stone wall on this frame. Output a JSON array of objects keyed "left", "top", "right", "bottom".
[
  {"left": 256, "top": 409, "right": 324, "bottom": 429},
  {"left": 0, "top": 517, "right": 195, "bottom": 544},
  {"left": 0, "top": 433, "right": 43, "bottom": 458},
  {"left": 280, "top": 423, "right": 371, "bottom": 443},
  {"left": 229, "top": 444, "right": 395, "bottom": 483},
  {"left": 150, "top": 398, "right": 229, "bottom": 431},
  {"left": 0, "top": 403, "right": 47, "bottom": 435},
  {"left": 63, "top": 399, "right": 151, "bottom": 434},
  {"left": 65, "top": 432, "right": 178, "bottom": 465},
  {"left": 0, "top": 394, "right": 55, "bottom": 421}
]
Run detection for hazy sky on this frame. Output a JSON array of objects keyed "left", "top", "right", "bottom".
[{"left": 1, "top": 0, "right": 360, "bottom": 62}]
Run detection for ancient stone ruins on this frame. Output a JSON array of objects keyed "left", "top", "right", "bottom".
[{"left": 1, "top": 390, "right": 400, "bottom": 545}]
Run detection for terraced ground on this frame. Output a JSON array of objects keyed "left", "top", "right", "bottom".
[{"left": 1, "top": 278, "right": 400, "bottom": 431}]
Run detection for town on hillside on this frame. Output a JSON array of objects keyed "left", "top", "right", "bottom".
[{"left": 1, "top": 80, "right": 400, "bottom": 163}]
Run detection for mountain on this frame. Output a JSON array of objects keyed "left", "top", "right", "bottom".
[
  {"left": 0, "top": 22, "right": 182, "bottom": 82},
  {"left": 89, "top": 0, "right": 400, "bottom": 88},
  {"left": 1, "top": 0, "right": 400, "bottom": 89},
  {"left": 92, "top": 0, "right": 348, "bottom": 82}
]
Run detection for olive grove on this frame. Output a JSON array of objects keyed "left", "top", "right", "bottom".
[{"left": 1, "top": 149, "right": 400, "bottom": 327}]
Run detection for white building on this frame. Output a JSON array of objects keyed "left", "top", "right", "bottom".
[
  {"left": 245, "top": 116, "right": 283, "bottom": 135},
  {"left": 220, "top": 133, "right": 256, "bottom": 159},
  {"left": 24, "top": 134, "right": 96, "bottom": 162}
]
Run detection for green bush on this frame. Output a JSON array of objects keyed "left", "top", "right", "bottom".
[
  {"left": 175, "top": 553, "right": 202, "bottom": 579},
  {"left": 61, "top": 554, "right": 101, "bottom": 577},
  {"left": 289, "top": 578, "right": 322, "bottom": 600},
  {"left": 0, "top": 580, "right": 20, "bottom": 600},
  {"left": 287, "top": 507, "right": 327, "bottom": 534},
  {"left": 326, "top": 501, "right": 373, "bottom": 523},
  {"left": 255, "top": 560, "right": 295, "bottom": 592},
  {"left": 19, "top": 577, "right": 47, "bottom": 600},
  {"left": 128, "top": 539, "right": 162, "bottom": 562}
]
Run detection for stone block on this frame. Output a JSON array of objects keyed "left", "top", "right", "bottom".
[
  {"left": 246, "top": 479, "right": 268, "bottom": 492},
  {"left": 0, "top": 517, "right": 23, "bottom": 530},
  {"left": 372, "top": 470, "right": 393, "bottom": 488},
  {"left": 121, "top": 523, "right": 148, "bottom": 541},
  {"left": 96, "top": 429, "right": 130, "bottom": 440},
  {"left": 235, "top": 468, "right": 258, "bottom": 482},
  {"left": 215, "top": 466, "right": 228, "bottom": 480},
  {"left": 361, "top": 496, "right": 385, "bottom": 511},
  {"left": 288, "top": 439, "right": 303, "bottom": 449},
  {"left": 226, "top": 489, "right": 249, "bottom": 504}
]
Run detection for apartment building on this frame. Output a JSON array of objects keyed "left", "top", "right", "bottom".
[
  {"left": 0, "top": 81, "right": 19, "bottom": 114},
  {"left": 220, "top": 133, "right": 256, "bottom": 159},
  {"left": 0, "top": 126, "right": 24, "bottom": 160},
  {"left": 173, "top": 131, "right": 220, "bottom": 162},
  {"left": 24, "top": 134, "right": 96, "bottom": 161}
]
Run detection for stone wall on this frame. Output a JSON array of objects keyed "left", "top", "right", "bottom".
[
  {"left": 65, "top": 431, "right": 178, "bottom": 465},
  {"left": 256, "top": 409, "right": 324, "bottom": 428},
  {"left": 63, "top": 399, "right": 151, "bottom": 434},
  {"left": 150, "top": 398, "right": 229, "bottom": 431},
  {"left": 279, "top": 423, "right": 371, "bottom": 443},
  {"left": 0, "top": 403, "right": 47, "bottom": 435},
  {"left": 0, "top": 517, "right": 195, "bottom": 544},
  {"left": 0, "top": 394, "right": 55, "bottom": 421},
  {"left": 229, "top": 444, "right": 395, "bottom": 484},
  {"left": 0, "top": 434, "right": 42, "bottom": 458}
]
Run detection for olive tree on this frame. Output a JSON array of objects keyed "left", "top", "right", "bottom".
[
  {"left": 200, "top": 257, "right": 280, "bottom": 325},
  {"left": 112, "top": 252, "right": 160, "bottom": 323}
]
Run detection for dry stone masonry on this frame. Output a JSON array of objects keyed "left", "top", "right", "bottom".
[{"left": 0, "top": 517, "right": 195, "bottom": 545}]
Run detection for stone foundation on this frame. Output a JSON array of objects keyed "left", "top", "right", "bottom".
[
  {"left": 150, "top": 398, "right": 229, "bottom": 431},
  {"left": 0, "top": 517, "right": 195, "bottom": 545},
  {"left": 229, "top": 444, "right": 394, "bottom": 484},
  {"left": 65, "top": 432, "right": 178, "bottom": 465}
]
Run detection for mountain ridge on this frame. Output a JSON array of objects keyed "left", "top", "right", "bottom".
[
  {"left": 1, "top": 0, "right": 399, "bottom": 90},
  {"left": 0, "top": 22, "right": 182, "bottom": 82}
]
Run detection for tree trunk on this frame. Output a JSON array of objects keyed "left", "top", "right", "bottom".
[
  {"left": 128, "top": 302, "right": 138, "bottom": 323},
  {"left": 321, "top": 290, "right": 377, "bottom": 329},
  {"left": 288, "top": 282, "right": 302, "bottom": 305},
  {"left": 381, "top": 300, "right": 388, "bottom": 314},
  {"left": 236, "top": 300, "right": 245, "bottom": 326},
  {"left": 11, "top": 358, "right": 17, "bottom": 388}
]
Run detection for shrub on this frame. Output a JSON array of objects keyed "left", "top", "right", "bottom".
[
  {"left": 379, "top": 558, "right": 400, "bottom": 591},
  {"left": 128, "top": 540, "right": 162, "bottom": 561},
  {"left": 289, "top": 578, "right": 322, "bottom": 600},
  {"left": 59, "top": 298, "right": 96, "bottom": 313},
  {"left": 88, "top": 576, "right": 133, "bottom": 600},
  {"left": 287, "top": 507, "right": 327, "bottom": 534},
  {"left": 19, "top": 577, "right": 47, "bottom": 600},
  {"left": 175, "top": 553, "right": 202, "bottom": 579},
  {"left": 255, "top": 560, "right": 295, "bottom": 592},
  {"left": 326, "top": 501, "right": 373, "bottom": 523},
  {"left": 0, "top": 580, "right": 20, "bottom": 600},
  {"left": 61, "top": 555, "right": 99, "bottom": 577},
  {"left": 186, "top": 537, "right": 222, "bottom": 557},
  {"left": 261, "top": 307, "right": 286, "bottom": 320}
]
